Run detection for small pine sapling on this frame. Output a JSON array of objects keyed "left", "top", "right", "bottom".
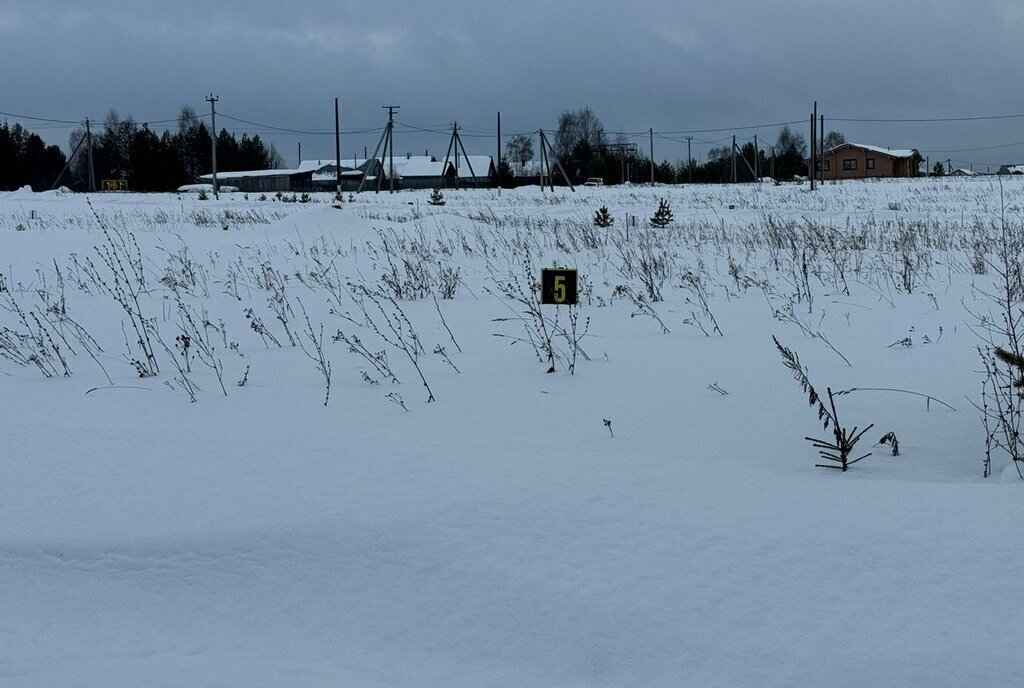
[
  {"left": 428, "top": 188, "right": 446, "bottom": 206},
  {"left": 775, "top": 336, "right": 874, "bottom": 471},
  {"left": 649, "top": 198, "right": 674, "bottom": 228},
  {"left": 593, "top": 205, "right": 614, "bottom": 228},
  {"left": 995, "top": 347, "right": 1024, "bottom": 393}
]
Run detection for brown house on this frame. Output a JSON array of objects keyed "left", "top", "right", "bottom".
[{"left": 808, "top": 143, "right": 923, "bottom": 180}]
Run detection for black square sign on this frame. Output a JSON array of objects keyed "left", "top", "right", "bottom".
[{"left": 540, "top": 268, "right": 578, "bottom": 305}]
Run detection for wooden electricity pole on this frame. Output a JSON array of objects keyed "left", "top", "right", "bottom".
[
  {"left": 649, "top": 127, "right": 654, "bottom": 186},
  {"left": 686, "top": 136, "right": 693, "bottom": 183},
  {"left": 442, "top": 121, "right": 479, "bottom": 189},
  {"left": 85, "top": 117, "right": 96, "bottom": 193},
  {"left": 810, "top": 103, "right": 816, "bottom": 191},
  {"left": 539, "top": 130, "right": 546, "bottom": 191},
  {"left": 51, "top": 129, "right": 88, "bottom": 190},
  {"left": 753, "top": 135, "right": 759, "bottom": 181},
  {"left": 731, "top": 135, "right": 737, "bottom": 184},
  {"left": 359, "top": 106, "right": 399, "bottom": 193},
  {"left": 383, "top": 105, "right": 399, "bottom": 193},
  {"left": 537, "top": 130, "right": 575, "bottom": 192},
  {"left": 335, "top": 98, "right": 341, "bottom": 194},
  {"left": 496, "top": 111, "right": 501, "bottom": 195},
  {"left": 819, "top": 113, "right": 825, "bottom": 184},
  {"left": 206, "top": 94, "right": 219, "bottom": 199}
]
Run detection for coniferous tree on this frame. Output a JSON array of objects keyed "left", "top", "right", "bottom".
[
  {"left": 593, "top": 205, "right": 614, "bottom": 228},
  {"left": 995, "top": 348, "right": 1024, "bottom": 393},
  {"left": 649, "top": 198, "right": 674, "bottom": 228}
]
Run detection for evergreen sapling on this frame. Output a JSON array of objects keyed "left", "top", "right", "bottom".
[
  {"left": 593, "top": 205, "right": 614, "bottom": 228},
  {"left": 649, "top": 198, "right": 674, "bottom": 228}
]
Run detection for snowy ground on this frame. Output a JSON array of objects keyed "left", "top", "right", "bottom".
[{"left": 1, "top": 179, "right": 1023, "bottom": 686}]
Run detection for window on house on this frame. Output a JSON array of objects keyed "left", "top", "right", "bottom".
[
  {"left": 866, "top": 158, "right": 875, "bottom": 170},
  {"left": 816, "top": 160, "right": 830, "bottom": 171},
  {"left": 843, "top": 159, "right": 857, "bottom": 171}
]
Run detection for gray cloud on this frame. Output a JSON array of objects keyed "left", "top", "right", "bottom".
[{"left": 4, "top": 0, "right": 1023, "bottom": 169}]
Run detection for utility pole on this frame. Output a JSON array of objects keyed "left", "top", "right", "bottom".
[
  {"left": 335, "top": 97, "right": 341, "bottom": 194},
  {"left": 496, "top": 111, "right": 501, "bottom": 196},
  {"left": 442, "top": 121, "right": 479, "bottom": 189},
  {"left": 298, "top": 142, "right": 302, "bottom": 167},
  {"left": 537, "top": 129, "right": 575, "bottom": 192},
  {"left": 810, "top": 102, "right": 816, "bottom": 191},
  {"left": 454, "top": 121, "right": 460, "bottom": 182},
  {"left": 206, "top": 94, "right": 219, "bottom": 199},
  {"left": 649, "top": 127, "right": 654, "bottom": 186},
  {"left": 383, "top": 105, "right": 399, "bottom": 193},
  {"left": 753, "top": 135, "right": 759, "bottom": 181},
  {"left": 686, "top": 136, "right": 693, "bottom": 183},
  {"left": 819, "top": 113, "right": 824, "bottom": 184},
  {"left": 539, "top": 130, "right": 546, "bottom": 191},
  {"left": 770, "top": 145, "right": 776, "bottom": 180},
  {"left": 731, "top": 135, "right": 737, "bottom": 184},
  {"left": 85, "top": 117, "right": 96, "bottom": 193},
  {"left": 51, "top": 128, "right": 88, "bottom": 190}
]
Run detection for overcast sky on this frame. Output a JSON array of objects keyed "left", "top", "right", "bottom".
[{"left": 5, "top": 0, "right": 1024, "bottom": 170}]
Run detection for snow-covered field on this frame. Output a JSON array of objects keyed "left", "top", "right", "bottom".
[{"left": 2, "top": 179, "right": 1022, "bottom": 686}]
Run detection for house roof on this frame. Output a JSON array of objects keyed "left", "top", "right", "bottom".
[
  {"left": 297, "top": 154, "right": 493, "bottom": 180},
  {"left": 297, "top": 159, "right": 338, "bottom": 173},
  {"left": 399, "top": 160, "right": 452, "bottom": 178},
  {"left": 312, "top": 170, "right": 366, "bottom": 181},
  {"left": 444, "top": 155, "right": 494, "bottom": 178},
  {"left": 198, "top": 168, "right": 307, "bottom": 180},
  {"left": 821, "top": 142, "right": 920, "bottom": 159}
]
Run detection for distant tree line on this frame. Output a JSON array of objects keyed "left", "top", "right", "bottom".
[
  {"left": 502, "top": 106, "right": 835, "bottom": 186},
  {"left": 0, "top": 122, "right": 67, "bottom": 191},
  {"left": 5, "top": 102, "right": 844, "bottom": 192},
  {"left": 1, "top": 105, "right": 283, "bottom": 192}
]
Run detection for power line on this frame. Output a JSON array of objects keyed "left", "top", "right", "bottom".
[
  {"left": 920, "top": 140, "right": 1024, "bottom": 154},
  {"left": 833, "top": 113, "right": 1024, "bottom": 123},
  {"left": 217, "top": 113, "right": 331, "bottom": 134},
  {"left": 658, "top": 119, "right": 806, "bottom": 135},
  {"left": 218, "top": 113, "right": 381, "bottom": 136},
  {"left": 0, "top": 110, "right": 81, "bottom": 125}
]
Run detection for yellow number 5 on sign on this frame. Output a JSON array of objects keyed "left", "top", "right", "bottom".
[{"left": 541, "top": 268, "right": 578, "bottom": 305}]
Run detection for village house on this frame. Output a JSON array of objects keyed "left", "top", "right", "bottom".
[
  {"left": 809, "top": 143, "right": 923, "bottom": 180},
  {"left": 202, "top": 152, "right": 496, "bottom": 194},
  {"left": 196, "top": 168, "right": 314, "bottom": 193}
]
